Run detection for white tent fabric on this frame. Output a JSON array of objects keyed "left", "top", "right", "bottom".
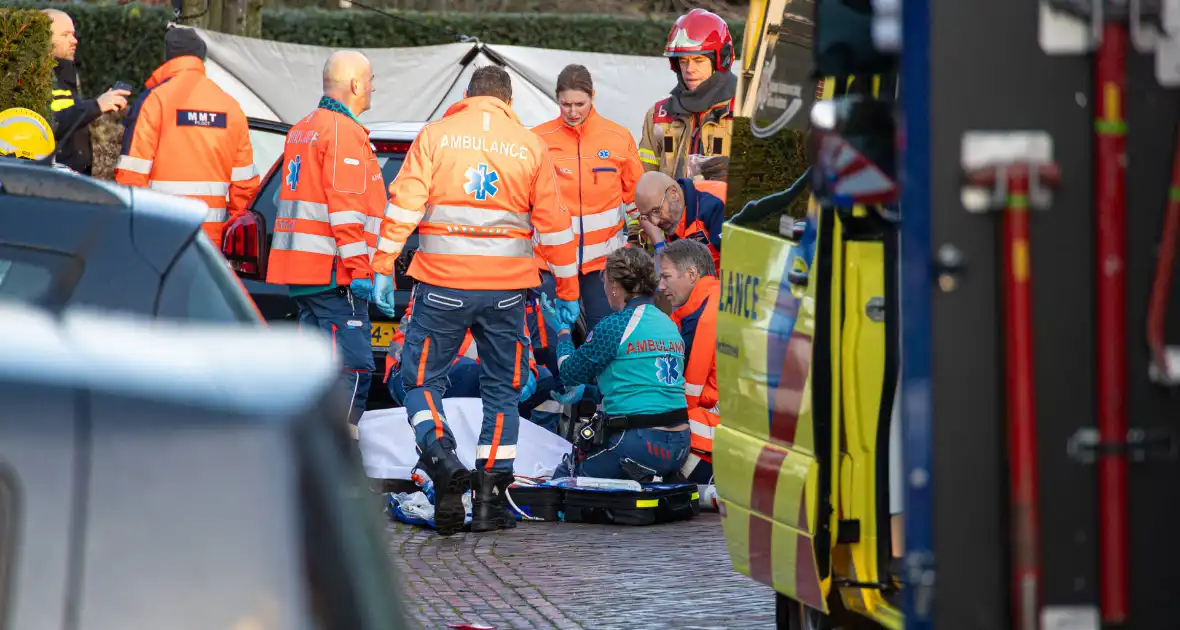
[
  {"left": 195, "top": 28, "right": 698, "bottom": 139},
  {"left": 357, "top": 398, "right": 573, "bottom": 481}
]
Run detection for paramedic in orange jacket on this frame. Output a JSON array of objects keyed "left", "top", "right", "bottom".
[
  {"left": 531, "top": 64, "right": 644, "bottom": 335},
  {"left": 263, "top": 51, "right": 385, "bottom": 426},
  {"left": 115, "top": 27, "right": 259, "bottom": 249},
  {"left": 370, "top": 67, "right": 580, "bottom": 536},
  {"left": 658, "top": 239, "right": 720, "bottom": 483}
]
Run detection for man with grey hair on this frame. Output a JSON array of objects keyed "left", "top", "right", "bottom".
[{"left": 658, "top": 239, "right": 721, "bottom": 483}]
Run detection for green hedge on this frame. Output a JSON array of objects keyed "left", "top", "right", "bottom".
[
  {"left": 727, "top": 117, "right": 809, "bottom": 230},
  {"left": 0, "top": 2, "right": 745, "bottom": 106},
  {"left": 0, "top": 9, "right": 53, "bottom": 119}
]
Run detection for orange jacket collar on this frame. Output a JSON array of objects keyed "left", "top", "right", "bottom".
[
  {"left": 559, "top": 106, "right": 601, "bottom": 137},
  {"left": 442, "top": 96, "right": 521, "bottom": 124},
  {"left": 672, "top": 275, "right": 721, "bottom": 322},
  {"left": 147, "top": 56, "right": 206, "bottom": 88}
]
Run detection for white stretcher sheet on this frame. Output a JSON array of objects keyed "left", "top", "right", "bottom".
[{"left": 357, "top": 398, "right": 573, "bottom": 480}]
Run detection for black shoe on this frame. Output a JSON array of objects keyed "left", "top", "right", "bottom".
[
  {"left": 471, "top": 469, "right": 517, "bottom": 532},
  {"left": 416, "top": 440, "right": 470, "bottom": 537}
]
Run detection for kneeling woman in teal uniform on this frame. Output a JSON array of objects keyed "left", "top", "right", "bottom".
[{"left": 542, "top": 247, "right": 690, "bottom": 480}]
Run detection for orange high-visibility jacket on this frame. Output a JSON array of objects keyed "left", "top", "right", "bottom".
[
  {"left": 532, "top": 108, "right": 644, "bottom": 274},
  {"left": 264, "top": 104, "right": 386, "bottom": 286},
  {"left": 671, "top": 275, "right": 720, "bottom": 462},
  {"left": 115, "top": 57, "right": 259, "bottom": 249},
  {"left": 371, "top": 97, "right": 580, "bottom": 301}
]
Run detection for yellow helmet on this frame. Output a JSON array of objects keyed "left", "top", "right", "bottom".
[{"left": 0, "top": 108, "right": 56, "bottom": 161}]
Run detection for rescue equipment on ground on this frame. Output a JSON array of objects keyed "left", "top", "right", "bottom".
[
  {"left": 0, "top": 108, "right": 56, "bottom": 161},
  {"left": 503, "top": 478, "right": 701, "bottom": 526}
]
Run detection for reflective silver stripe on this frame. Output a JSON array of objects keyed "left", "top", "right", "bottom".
[
  {"left": 385, "top": 203, "right": 423, "bottom": 224},
  {"left": 537, "top": 227, "right": 574, "bottom": 246},
  {"left": 476, "top": 444, "right": 517, "bottom": 460},
  {"left": 116, "top": 155, "right": 152, "bottom": 174},
  {"left": 338, "top": 241, "right": 368, "bottom": 259},
  {"left": 148, "top": 180, "right": 230, "bottom": 197},
  {"left": 276, "top": 200, "right": 329, "bottom": 224},
  {"left": 376, "top": 238, "right": 404, "bottom": 255},
  {"left": 231, "top": 164, "right": 258, "bottom": 181},
  {"left": 418, "top": 235, "right": 533, "bottom": 258},
  {"left": 685, "top": 382, "right": 704, "bottom": 396},
  {"left": 572, "top": 204, "right": 625, "bottom": 234},
  {"left": 689, "top": 419, "right": 714, "bottom": 441},
  {"left": 203, "top": 208, "right": 228, "bottom": 223},
  {"left": 534, "top": 399, "right": 563, "bottom": 414},
  {"left": 460, "top": 342, "right": 479, "bottom": 360},
  {"left": 549, "top": 262, "right": 578, "bottom": 279},
  {"left": 681, "top": 452, "right": 704, "bottom": 477},
  {"left": 272, "top": 231, "right": 335, "bottom": 255},
  {"left": 425, "top": 204, "right": 531, "bottom": 231},
  {"left": 557, "top": 354, "right": 569, "bottom": 369},
  {"left": 329, "top": 210, "right": 367, "bottom": 227},
  {"left": 410, "top": 410, "right": 438, "bottom": 427},
  {"left": 364, "top": 215, "right": 382, "bottom": 236},
  {"left": 620, "top": 305, "right": 645, "bottom": 347},
  {"left": 579, "top": 229, "right": 627, "bottom": 264}
]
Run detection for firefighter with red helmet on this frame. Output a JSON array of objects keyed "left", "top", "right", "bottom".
[{"left": 638, "top": 8, "right": 736, "bottom": 182}]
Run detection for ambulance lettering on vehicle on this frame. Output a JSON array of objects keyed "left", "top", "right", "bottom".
[
  {"left": 720, "top": 270, "right": 761, "bottom": 321},
  {"left": 713, "top": 224, "right": 825, "bottom": 613},
  {"left": 439, "top": 134, "right": 530, "bottom": 160}
]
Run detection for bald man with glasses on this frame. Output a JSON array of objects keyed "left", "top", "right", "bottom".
[{"left": 634, "top": 171, "right": 725, "bottom": 277}]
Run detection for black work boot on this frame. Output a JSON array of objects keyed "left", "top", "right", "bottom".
[
  {"left": 417, "top": 440, "right": 470, "bottom": 537},
  {"left": 470, "top": 470, "right": 517, "bottom": 532}
]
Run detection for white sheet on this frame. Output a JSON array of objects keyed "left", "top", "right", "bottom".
[{"left": 358, "top": 398, "right": 573, "bottom": 480}]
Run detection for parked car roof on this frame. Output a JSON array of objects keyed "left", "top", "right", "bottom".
[
  {"left": 0, "top": 303, "right": 333, "bottom": 417},
  {"left": 364, "top": 121, "right": 425, "bottom": 140}
]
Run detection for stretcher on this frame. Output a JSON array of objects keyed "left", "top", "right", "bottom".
[{"left": 356, "top": 398, "right": 573, "bottom": 481}]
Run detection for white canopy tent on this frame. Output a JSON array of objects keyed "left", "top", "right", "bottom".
[{"left": 194, "top": 28, "right": 702, "bottom": 140}]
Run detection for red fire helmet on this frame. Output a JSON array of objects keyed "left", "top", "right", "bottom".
[{"left": 663, "top": 8, "right": 735, "bottom": 73}]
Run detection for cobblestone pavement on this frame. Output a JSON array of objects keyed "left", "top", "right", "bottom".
[{"left": 386, "top": 513, "right": 777, "bottom": 630}]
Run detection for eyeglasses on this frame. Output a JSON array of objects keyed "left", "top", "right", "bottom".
[{"left": 639, "top": 187, "right": 673, "bottom": 220}]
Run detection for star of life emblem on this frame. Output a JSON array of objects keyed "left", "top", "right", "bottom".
[
  {"left": 285, "top": 155, "right": 301, "bottom": 190},
  {"left": 464, "top": 163, "right": 500, "bottom": 201}
]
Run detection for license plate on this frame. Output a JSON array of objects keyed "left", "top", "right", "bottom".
[{"left": 370, "top": 321, "right": 399, "bottom": 348}]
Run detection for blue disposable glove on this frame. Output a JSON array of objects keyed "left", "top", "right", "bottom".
[
  {"left": 518, "top": 371, "right": 537, "bottom": 403},
  {"left": 538, "top": 293, "right": 565, "bottom": 331},
  {"left": 373, "top": 274, "right": 396, "bottom": 318},
  {"left": 556, "top": 298, "right": 581, "bottom": 330},
  {"left": 349, "top": 277, "right": 374, "bottom": 302},
  {"left": 550, "top": 384, "right": 585, "bottom": 406}
]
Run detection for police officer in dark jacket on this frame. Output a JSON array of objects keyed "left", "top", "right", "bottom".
[{"left": 43, "top": 9, "right": 129, "bottom": 175}]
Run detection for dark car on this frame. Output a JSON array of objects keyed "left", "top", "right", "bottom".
[
  {"left": 0, "top": 301, "right": 409, "bottom": 629},
  {"left": 224, "top": 120, "right": 423, "bottom": 408},
  {"left": 0, "top": 159, "right": 261, "bottom": 325}
]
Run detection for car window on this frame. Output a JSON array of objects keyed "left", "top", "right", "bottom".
[
  {"left": 248, "top": 127, "right": 288, "bottom": 184},
  {"left": 251, "top": 152, "right": 407, "bottom": 228},
  {"left": 0, "top": 245, "right": 81, "bottom": 307},
  {"left": 156, "top": 234, "right": 263, "bottom": 324}
]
